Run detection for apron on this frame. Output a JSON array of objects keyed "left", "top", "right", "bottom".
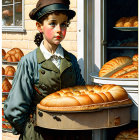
[{"left": 19, "top": 48, "right": 92, "bottom": 140}]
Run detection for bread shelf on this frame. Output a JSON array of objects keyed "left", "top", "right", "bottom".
[
  {"left": 113, "top": 27, "right": 138, "bottom": 31},
  {"left": 2, "top": 75, "right": 14, "bottom": 79},
  {"left": 107, "top": 46, "right": 138, "bottom": 49},
  {"left": 2, "top": 60, "right": 18, "bottom": 65},
  {"left": 90, "top": 73, "right": 138, "bottom": 86},
  {"left": 2, "top": 129, "right": 12, "bottom": 133}
]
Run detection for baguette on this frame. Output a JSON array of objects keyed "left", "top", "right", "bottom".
[
  {"left": 116, "top": 70, "right": 138, "bottom": 78},
  {"left": 110, "top": 64, "right": 138, "bottom": 78},
  {"left": 37, "top": 84, "right": 132, "bottom": 111},
  {"left": 99, "top": 56, "right": 132, "bottom": 77}
]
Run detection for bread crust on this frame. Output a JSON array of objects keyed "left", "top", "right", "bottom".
[
  {"left": 99, "top": 56, "right": 132, "bottom": 77},
  {"left": 38, "top": 85, "right": 132, "bottom": 112}
]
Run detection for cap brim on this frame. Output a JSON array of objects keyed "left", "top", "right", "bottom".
[{"left": 29, "top": 4, "right": 76, "bottom": 21}]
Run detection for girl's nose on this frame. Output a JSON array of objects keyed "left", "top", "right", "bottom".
[{"left": 55, "top": 25, "right": 61, "bottom": 33}]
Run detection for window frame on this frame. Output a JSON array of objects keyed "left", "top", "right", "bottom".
[{"left": 2, "top": 0, "right": 25, "bottom": 32}]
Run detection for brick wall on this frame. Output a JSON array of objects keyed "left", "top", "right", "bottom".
[{"left": 2, "top": 0, "right": 78, "bottom": 57}]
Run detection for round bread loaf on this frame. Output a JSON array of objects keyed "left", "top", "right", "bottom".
[
  {"left": 99, "top": 56, "right": 132, "bottom": 77},
  {"left": 37, "top": 84, "right": 132, "bottom": 111},
  {"left": 3, "top": 48, "right": 24, "bottom": 62},
  {"left": 5, "top": 66, "right": 16, "bottom": 79}
]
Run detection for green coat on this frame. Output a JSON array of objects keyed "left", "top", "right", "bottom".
[{"left": 4, "top": 47, "right": 85, "bottom": 140}]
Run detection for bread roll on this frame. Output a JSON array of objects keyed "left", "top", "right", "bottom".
[
  {"left": 117, "top": 70, "right": 138, "bottom": 78},
  {"left": 37, "top": 84, "right": 132, "bottom": 111},
  {"left": 5, "top": 66, "right": 16, "bottom": 79},
  {"left": 132, "top": 54, "right": 138, "bottom": 62},
  {"left": 3, "top": 48, "right": 24, "bottom": 62},
  {"left": 115, "top": 128, "right": 138, "bottom": 140},
  {"left": 2, "top": 49, "right": 6, "bottom": 57},
  {"left": 99, "top": 56, "right": 132, "bottom": 77},
  {"left": 110, "top": 64, "right": 138, "bottom": 78},
  {"left": 115, "top": 16, "right": 138, "bottom": 27},
  {"left": 2, "top": 67, "right": 5, "bottom": 75},
  {"left": 2, "top": 78, "right": 12, "bottom": 92}
]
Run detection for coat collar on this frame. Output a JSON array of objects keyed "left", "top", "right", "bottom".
[{"left": 36, "top": 47, "right": 72, "bottom": 73}]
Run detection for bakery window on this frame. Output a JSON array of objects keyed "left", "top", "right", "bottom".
[{"left": 2, "top": 0, "right": 25, "bottom": 32}]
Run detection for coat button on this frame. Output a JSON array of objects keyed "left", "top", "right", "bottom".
[{"left": 41, "top": 70, "right": 45, "bottom": 74}]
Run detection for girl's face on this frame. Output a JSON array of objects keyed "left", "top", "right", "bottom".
[{"left": 37, "top": 13, "right": 68, "bottom": 46}]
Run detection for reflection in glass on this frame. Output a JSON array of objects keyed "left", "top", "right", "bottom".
[
  {"left": 15, "top": 3, "right": 22, "bottom": 26},
  {"left": 15, "top": 0, "right": 22, "bottom": 2},
  {"left": 2, "top": 6, "right": 13, "bottom": 26},
  {"left": 2, "top": 0, "right": 13, "bottom": 5}
]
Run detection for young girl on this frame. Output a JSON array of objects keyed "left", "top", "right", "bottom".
[{"left": 4, "top": 0, "right": 92, "bottom": 139}]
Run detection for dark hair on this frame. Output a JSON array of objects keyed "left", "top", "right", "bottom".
[
  {"left": 34, "top": 10, "right": 70, "bottom": 47},
  {"left": 34, "top": 32, "right": 43, "bottom": 47}
]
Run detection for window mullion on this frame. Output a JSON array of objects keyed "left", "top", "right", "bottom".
[{"left": 13, "top": 0, "right": 15, "bottom": 25}]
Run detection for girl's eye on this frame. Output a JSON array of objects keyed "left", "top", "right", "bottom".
[
  {"left": 50, "top": 22, "right": 56, "bottom": 26},
  {"left": 61, "top": 23, "right": 67, "bottom": 28}
]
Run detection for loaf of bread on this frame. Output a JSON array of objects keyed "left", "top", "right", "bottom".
[
  {"left": 2, "top": 67, "right": 5, "bottom": 75},
  {"left": 37, "top": 84, "right": 132, "bottom": 111},
  {"left": 115, "top": 16, "right": 138, "bottom": 27},
  {"left": 115, "top": 128, "right": 138, "bottom": 140},
  {"left": 2, "top": 49, "right": 6, "bottom": 57},
  {"left": 133, "top": 61, "right": 138, "bottom": 65},
  {"left": 2, "top": 78, "right": 12, "bottom": 92},
  {"left": 5, "top": 66, "right": 16, "bottom": 80},
  {"left": 117, "top": 70, "right": 138, "bottom": 78},
  {"left": 3, "top": 48, "right": 24, "bottom": 62},
  {"left": 99, "top": 56, "right": 132, "bottom": 77},
  {"left": 120, "top": 41, "right": 138, "bottom": 47},
  {"left": 110, "top": 64, "right": 138, "bottom": 78}
]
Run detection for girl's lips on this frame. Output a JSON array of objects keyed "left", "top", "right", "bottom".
[{"left": 56, "top": 36, "right": 61, "bottom": 39}]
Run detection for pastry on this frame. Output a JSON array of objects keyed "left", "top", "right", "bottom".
[
  {"left": 37, "top": 84, "right": 132, "bottom": 112},
  {"left": 99, "top": 56, "right": 132, "bottom": 77}
]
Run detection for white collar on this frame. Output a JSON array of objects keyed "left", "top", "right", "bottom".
[{"left": 40, "top": 41, "right": 64, "bottom": 60}]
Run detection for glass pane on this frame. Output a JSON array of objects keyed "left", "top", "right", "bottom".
[
  {"left": 15, "top": 0, "right": 22, "bottom": 2},
  {"left": 2, "top": 0, "right": 13, "bottom": 5},
  {"left": 15, "top": 3, "right": 22, "bottom": 26},
  {"left": 2, "top": 6, "right": 13, "bottom": 26}
]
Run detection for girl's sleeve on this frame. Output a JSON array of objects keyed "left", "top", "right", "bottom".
[
  {"left": 3, "top": 58, "right": 34, "bottom": 134},
  {"left": 72, "top": 55, "right": 86, "bottom": 85}
]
